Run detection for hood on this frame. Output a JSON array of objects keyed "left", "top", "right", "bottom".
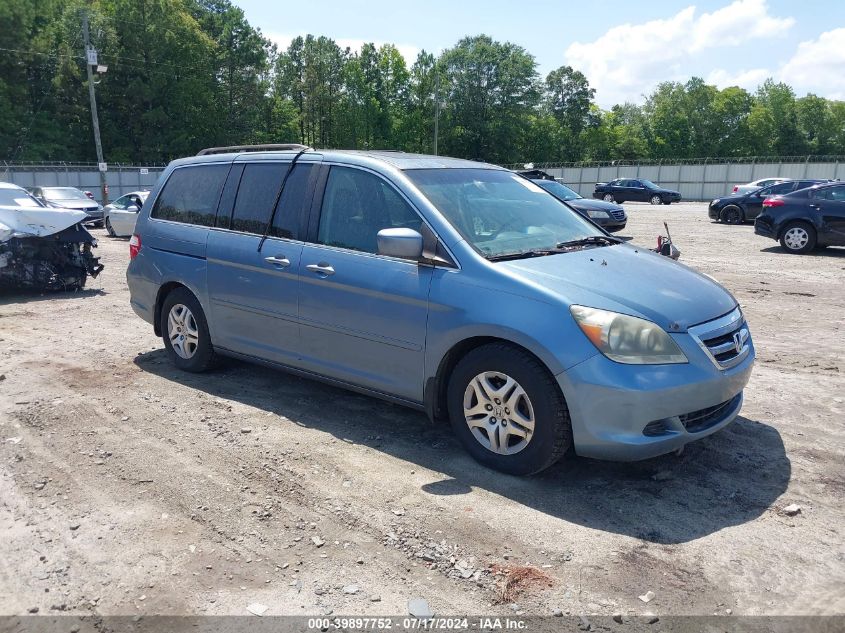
[
  {"left": 48, "top": 200, "right": 100, "bottom": 211},
  {"left": 0, "top": 206, "right": 89, "bottom": 241},
  {"left": 566, "top": 198, "right": 624, "bottom": 213},
  {"left": 498, "top": 243, "right": 736, "bottom": 331},
  {"left": 652, "top": 187, "right": 680, "bottom": 195}
]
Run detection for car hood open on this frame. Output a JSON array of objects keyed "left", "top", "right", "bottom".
[
  {"left": 0, "top": 206, "right": 89, "bottom": 242},
  {"left": 498, "top": 243, "right": 736, "bottom": 331}
]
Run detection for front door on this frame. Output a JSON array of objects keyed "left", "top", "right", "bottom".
[
  {"left": 297, "top": 165, "right": 432, "bottom": 402},
  {"left": 207, "top": 161, "right": 317, "bottom": 365}
]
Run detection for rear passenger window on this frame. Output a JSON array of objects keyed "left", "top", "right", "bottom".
[
  {"left": 317, "top": 167, "right": 421, "bottom": 254},
  {"left": 151, "top": 164, "right": 228, "bottom": 226},
  {"left": 231, "top": 163, "right": 289, "bottom": 234},
  {"left": 271, "top": 163, "right": 314, "bottom": 239}
]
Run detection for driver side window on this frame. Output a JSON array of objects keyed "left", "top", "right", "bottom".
[
  {"left": 112, "top": 195, "right": 129, "bottom": 210},
  {"left": 317, "top": 167, "right": 422, "bottom": 254}
]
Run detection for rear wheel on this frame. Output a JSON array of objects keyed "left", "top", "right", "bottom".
[
  {"left": 779, "top": 222, "right": 816, "bottom": 254},
  {"left": 720, "top": 205, "right": 743, "bottom": 225},
  {"left": 447, "top": 343, "right": 572, "bottom": 476},
  {"left": 161, "top": 288, "right": 217, "bottom": 372},
  {"left": 650, "top": 194, "right": 663, "bottom": 205},
  {"left": 105, "top": 217, "right": 116, "bottom": 237},
  {"left": 603, "top": 193, "right": 615, "bottom": 203}
]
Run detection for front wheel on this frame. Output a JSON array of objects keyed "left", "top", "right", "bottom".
[
  {"left": 779, "top": 222, "right": 816, "bottom": 254},
  {"left": 650, "top": 194, "right": 663, "bottom": 205},
  {"left": 161, "top": 288, "right": 217, "bottom": 372},
  {"left": 720, "top": 206, "right": 743, "bottom": 225},
  {"left": 105, "top": 217, "right": 116, "bottom": 237},
  {"left": 447, "top": 343, "right": 572, "bottom": 476}
]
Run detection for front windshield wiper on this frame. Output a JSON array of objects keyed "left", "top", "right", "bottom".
[
  {"left": 556, "top": 235, "right": 621, "bottom": 249},
  {"left": 486, "top": 249, "right": 565, "bottom": 262}
]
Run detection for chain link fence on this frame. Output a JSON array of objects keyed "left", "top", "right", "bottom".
[
  {"left": 1, "top": 161, "right": 166, "bottom": 203},
  {"left": 507, "top": 155, "right": 845, "bottom": 201}
]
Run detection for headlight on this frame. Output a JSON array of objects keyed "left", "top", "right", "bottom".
[
  {"left": 586, "top": 209, "right": 610, "bottom": 219},
  {"left": 712, "top": 199, "right": 720, "bottom": 205},
  {"left": 570, "top": 306, "right": 688, "bottom": 364}
]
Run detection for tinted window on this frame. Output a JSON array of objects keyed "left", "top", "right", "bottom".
[
  {"left": 152, "top": 164, "right": 228, "bottom": 226},
  {"left": 271, "top": 163, "right": 314, "bottom": 239},
  {"left": 816, "top": 186, "right": 845, "bottom": 201},
  {"left": 317, "top": 167, "right": 421, "bottom": 254},
  {"left": 765, "top": 181, "right": 796, "bottom": 195},
  {"left": 231, "top": 163, "right": 289, "bottom": 234}
]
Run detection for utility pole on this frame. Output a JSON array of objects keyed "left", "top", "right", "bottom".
[
  {"left": 433, "top": 69, "right": 440, "bottom": 156},
  {"left": 82, "top": 11, "right": 108, "bottom": 204}
]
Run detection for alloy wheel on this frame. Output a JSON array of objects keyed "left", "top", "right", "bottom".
[
  {"left": 167, "top": 304, "right": 200, "bottom": 359},
  {"left": 462, "top": 371, "right": 535, "bottom": 455}
]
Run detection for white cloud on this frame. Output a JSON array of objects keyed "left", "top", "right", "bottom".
[
  {"left": 266, "top": 31, "right": 420, "bottom": 65},
  {"left": 780, "top": 28, "right": 845, "bottom": 100},
  {"left": 706, "top": 67, "right": 770, "bottom": 90},
  {"left": 563, "top": 0, "right": 794, "bottom": 106}
]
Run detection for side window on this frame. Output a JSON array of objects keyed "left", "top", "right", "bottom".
[
  {"left": 766, "top": 182, "right": 795, "bottom": 195},
  {"left": 817, "top": 186, "right": 845, "bottom": 201},
  {"left": 151, "top": 164, "right": 228, "bottom": 226},
  {"left": 112, "top": 195, "right": 129, "bottom": 210},
  {"left": 317, "top": 166, "right": 422, "bottom": 254},
  {"left": 271, "top": 163, "right": 314, "bottom": 239},
  {"left": 230, "top": 163, "right": 289, "bottom": 234}
]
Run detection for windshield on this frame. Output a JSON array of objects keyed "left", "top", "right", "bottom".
[
  {"left": 640, "top": 179, "right": 659, "bottom": 189},
  {"left": 406, "top": 168, "right": 604, "bottom": 259},
  {"left": 42, "top": 187, "right": 89, "bottom": 201},
  {"left": 0, "top": 188, "right": 44, "bottom": 208},
  {"left": 534, "top": 179, "right": 581, "bottom": 201}
]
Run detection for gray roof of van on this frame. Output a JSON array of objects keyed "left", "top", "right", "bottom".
[{"left": 178, "top": 149, "right": 501, "bottom": 171}]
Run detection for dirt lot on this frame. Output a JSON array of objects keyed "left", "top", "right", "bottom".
[{"left": 1, "top": 202, "right": 843, "bottom": 619}]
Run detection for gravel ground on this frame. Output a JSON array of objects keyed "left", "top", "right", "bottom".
[{"left": 1, "top": 202, "right": 843, "bottom": 618}]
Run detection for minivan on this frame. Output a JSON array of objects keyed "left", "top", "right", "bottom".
[{"left": 127, "top": 146, "right": 755, "bottom": 475}]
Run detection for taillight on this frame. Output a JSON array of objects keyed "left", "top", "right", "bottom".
[
  {"left": 129, "top": 234, "right": 142, "bottom": 259},
  {"left": 762, "top": 198, "right": 785, "bottom": 208},
  {"left": 732, "top": 185, "right": 738, "bottom": 192}
]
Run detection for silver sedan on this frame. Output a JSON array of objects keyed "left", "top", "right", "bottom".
[{"left": 104, "top": 191, "right": 149, "bottom": 237}]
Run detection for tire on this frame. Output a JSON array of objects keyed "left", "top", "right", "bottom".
[
  {"left": 650, "top": 194, "right": 663, "bottom": 205},
  {"left": 446, "top": 343, "right": 572, "bottom": 476},
  {"left": 720, "top": 205, "right": 744, "bottom": 225},
  {"left": 160, "top": 287, "right": 217, "bottom": 372},
  {"left": 105, "top": 217, "right": 116, "bottom": 237},
  {"left": 779, "top": 221, "right": 816, "bottom": 254},
  {"left": 602, "top": 193, "right": 615, "bottom": 203}
]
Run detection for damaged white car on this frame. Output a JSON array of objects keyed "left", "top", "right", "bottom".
[{"left": 0, "top": 182, "right": 104, "bottom": 291}]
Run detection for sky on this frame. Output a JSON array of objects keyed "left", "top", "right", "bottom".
[{"left": 236, "top": 0, "right": 845, "bottom": 108}]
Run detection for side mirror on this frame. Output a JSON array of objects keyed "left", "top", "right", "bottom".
[{"left": 377, "top": 228, "right": 423, "bottom": 260}]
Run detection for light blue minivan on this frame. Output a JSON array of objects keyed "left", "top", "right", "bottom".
[{"left": 127, "top": 146, "right": 754, "bottom": 475}]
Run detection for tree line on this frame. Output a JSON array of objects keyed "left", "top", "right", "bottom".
[{"left": 3, "top": 0, "right": 845, "bottom": 166}]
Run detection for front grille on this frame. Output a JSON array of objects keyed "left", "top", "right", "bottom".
[
  {"left": 689, "top": 307, "right": 751, "bottom": 370},
  {"left": 679, "top": 394, "right": 741, "bottom": 433},
  {"left": 609, "top": 209, "right": 625, "bottom": 221}
]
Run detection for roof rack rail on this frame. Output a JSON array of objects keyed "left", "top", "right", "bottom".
[{"left": 196, "top": 144, "right": 309, "bottom": 156}]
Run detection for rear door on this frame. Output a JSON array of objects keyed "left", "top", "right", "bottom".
[
  {"left": 206, "top": 160, "right": 319, "bottom": 365},
  {"left": 747, "top": 181, "right": 796, "bottom": 219},
  {"left": 812, "top": 185, "right": 845, "bottom": 245},
  {"left": 296, "top": 164, "right": 433, "bottom": 402}
]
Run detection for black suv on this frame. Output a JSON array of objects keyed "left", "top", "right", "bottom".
[{"left": 709, "top": 179, "right": 830, "bottom": 224}]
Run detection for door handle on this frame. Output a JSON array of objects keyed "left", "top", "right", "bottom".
[
  {"left": 306, "top": 262, "right": 335, "bottom": 276},
  {"left": 264, "top": 255, "right": 291, "bottom": 268}
]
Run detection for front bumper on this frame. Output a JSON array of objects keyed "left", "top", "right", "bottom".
[
  {"left": 708, "top": 204, "right": 721, "bottom": 219},
  {"left": 556, "top": 321, "right": 755, "bottom": 461}
]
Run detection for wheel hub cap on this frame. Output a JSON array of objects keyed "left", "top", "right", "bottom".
[
  {"left": 784, "top": 228, "right": 808, "bottom": 250},
  {"left": 167, "top": 304, "right": 199, "bottom": 359},
  {"left": 463, "top": 371, "right": 535, "bottom": 455}
]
